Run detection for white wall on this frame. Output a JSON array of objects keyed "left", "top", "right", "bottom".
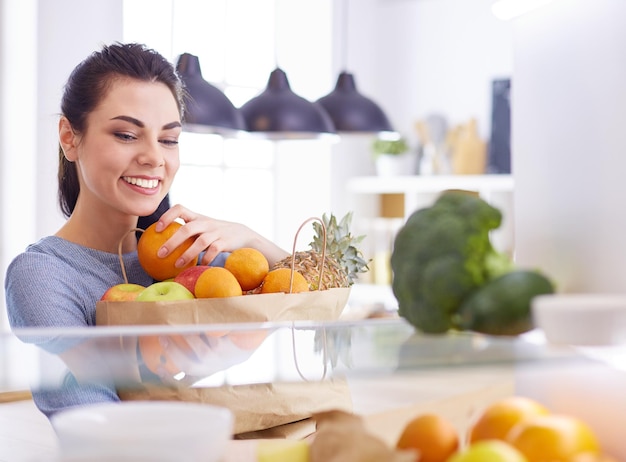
[
  {"left": 0, "top": 0, "right": 37, "bottom": 333},
  {"left": 513, "top": 0, "right": 626, "bottom": 293},
  {"left": 0, "top": 0, "right": 123, "bottom": 334},
  {"left": 344, "top": 0, "right": 513, "bottom": 143}
]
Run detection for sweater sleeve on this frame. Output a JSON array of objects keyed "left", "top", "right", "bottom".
[
  {"left": 5, "top": 251, "right": 97, "bottom": 353},
  {"left": 4, "top": 247, "right": 126, "bottom": 418}
]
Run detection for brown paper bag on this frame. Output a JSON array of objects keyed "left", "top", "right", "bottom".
[
  {"left": 96, "top": 289, "right": 353, "bottom": 434},
  {"left": 117, "top": 379, "right": 353, "bottom": 435},
  {"left": 96, "top": 287, "right": 350, "bottom": 325}
]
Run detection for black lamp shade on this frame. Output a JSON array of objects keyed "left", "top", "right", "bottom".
[
  {"left": 240, "top": 68, "right": 336, "bottom": 136},
  {"left": 317, "top": 72, "right": 393, "bottom": 133},
  {"left": 176, "top": 53, "right": 246, "bottom": 132}
]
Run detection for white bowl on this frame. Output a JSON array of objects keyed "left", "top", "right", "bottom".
[
  {"left": 532, "top": 293, "right": 626, "bottom": 345},
  {"left": 51, "top": 401, "right": 233, "bottom": 462}
]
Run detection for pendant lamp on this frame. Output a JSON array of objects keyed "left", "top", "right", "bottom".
[
  {"left": 175, "top": 53, "right": 246, "bottom": 135},
  {"left": 240, "top": 67, "right": 337, "bottom": 139},
  {"left": 317, "top": 71, "right": 393, "bottom": 133},
  {"left": 317, "top": 0, "right": 394, "bottom": 135}
]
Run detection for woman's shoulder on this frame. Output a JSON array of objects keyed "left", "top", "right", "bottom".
[
  {"left": 8, "top": 236, "right": 91, "bottom": 272},
  {"left": 14, "top": 235, "right": 132, "bottom": 265},
  {"left": 6, "top": 236, "right": 146, "bottom": 290},
  {"left": 26, "top": 235, "right": 88, "bottom": 254}
]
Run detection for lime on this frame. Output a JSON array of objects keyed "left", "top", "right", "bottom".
[{"left": 447, "top": 440, "right": 528, "bottom": 462}]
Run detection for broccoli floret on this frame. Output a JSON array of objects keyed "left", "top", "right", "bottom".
[{"left": 391, "top": 190, "right": 512, "bottom": 333}]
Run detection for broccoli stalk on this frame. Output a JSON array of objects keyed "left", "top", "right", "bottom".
[{"left": 390, "top": 191, "right": 512, "bottom": 333}]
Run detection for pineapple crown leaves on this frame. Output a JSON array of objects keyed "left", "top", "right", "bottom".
[{"left": 310, "top": 212, "right": 370, "bottom": 285}]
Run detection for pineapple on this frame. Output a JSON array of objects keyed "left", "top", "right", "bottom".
[{"left": 273, "top": 212, "right": 370, "bottom": 290}]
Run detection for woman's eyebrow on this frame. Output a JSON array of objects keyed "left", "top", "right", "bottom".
[
  {"left": 110, "top": 115, "right": 182, "bottom": 130},
  {"left": 163, "top": 121, "right": 182, "bottom": 130},
  {"left": 111, "top": 115, "right": 144, "bottom": 127}
]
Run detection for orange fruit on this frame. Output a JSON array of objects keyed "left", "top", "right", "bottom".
[
  {"left": 137, "top": 221, "right": 196, "bottom": 281},
  {"left": 224, "top": 248, "right": 270, "bottom": 291},
  {"left": 396, "top": 413, "right": 459, "bottom": 462},
  {"left": 138, "top": 335, "right": 181, "bottom": 377},
  {"left": 229, "top": 329, "right": 269, "bottom": 350},
  {"left": 260, "top": 268, "right": 310, "bottom": 294},
  {"left": 506, "top": 414, "right": 601, "bottom": 462},
  {"left": 469, "top": 396, "right": 550, "bottom": 444},
  {"left": 194, "top": 266, "right": 243, "bottom": 298}
]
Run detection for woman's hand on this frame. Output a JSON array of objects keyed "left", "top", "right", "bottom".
[
  {"left": 154, "top": 204, "right": 289, "bottom": 268},
  {"left": 141, "top": 332, "right": 259, "bottom": 385}
]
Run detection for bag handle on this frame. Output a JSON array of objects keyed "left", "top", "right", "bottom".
[
  {"left": 117, "top": 228, "right": 144, "bottom": 284},
  {"left": 289, "top": 217, "right": 327, "bottom": 293},
  {"left": 291, "top": 322, "right": 328, "bottom": 382}
]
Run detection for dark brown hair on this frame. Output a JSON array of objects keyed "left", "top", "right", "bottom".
[{"left": 57, "top": 42, "right": 186, "bottom": 218}]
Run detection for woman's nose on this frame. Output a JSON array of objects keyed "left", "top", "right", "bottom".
[{"left": 138, "top": 139, "right": 164, "bottom": 167}]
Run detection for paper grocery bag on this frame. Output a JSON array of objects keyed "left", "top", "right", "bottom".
[
  {"left": 117, "top": 379, "right": 353, "bottom": 435},
  {"left": 96, "top": 288, "right": 350, "bottom": 325},
  {"left": 96, "top": 288, "right": 353, "bottom": 434}
]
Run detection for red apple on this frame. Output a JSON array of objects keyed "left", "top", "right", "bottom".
[
  {"left": 173, "top": 265, "right": 210, "bottom": 296},
  {"left": 100, "top": 283, "right": 146, "bottom": 301}
]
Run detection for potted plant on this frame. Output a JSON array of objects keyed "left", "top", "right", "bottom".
[{"left": 371, "top": 137, "right": 416, "bottom": 176}]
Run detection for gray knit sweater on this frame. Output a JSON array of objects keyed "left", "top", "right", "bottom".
[{"left": 4, "top": 236, "right": 155, "bottom": 418}]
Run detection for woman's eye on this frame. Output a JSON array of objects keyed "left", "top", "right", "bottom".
[
  {"left": 114, "top": 132, "right": 136, "bottom": 142},
  {"left": 160, "top": 138, "right": 179, "bottom": 147}
]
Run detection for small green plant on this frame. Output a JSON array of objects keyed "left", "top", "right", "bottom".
[{"left": 371, "top": 137, "right": 409, "bottom": 157}]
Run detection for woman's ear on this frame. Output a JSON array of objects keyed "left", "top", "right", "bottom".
[{"left": 59, "top": 116, "right": 78, "bottom": 161}]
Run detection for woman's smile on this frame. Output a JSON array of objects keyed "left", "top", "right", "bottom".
[{"left": 122, "top": 176, "right": 161, "bottom": 195}]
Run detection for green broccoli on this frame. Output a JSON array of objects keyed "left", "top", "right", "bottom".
[{"left": 390, "top": 190, "right": 515, "bottom": 333}]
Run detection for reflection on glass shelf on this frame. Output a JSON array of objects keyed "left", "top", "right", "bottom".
[{"left": 1, "top": 319, "right": 593, "bottom": 394}]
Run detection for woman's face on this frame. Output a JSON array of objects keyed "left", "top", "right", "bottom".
[{"left": 68, "top": 78, "right": 182, "bottom": 218}]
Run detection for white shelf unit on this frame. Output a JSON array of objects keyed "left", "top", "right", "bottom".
[
  {"left": 346, "top": 174, "right": 515, "bottom": 220},
  {"left": 345, "top": 175, "right": 515, "bottom": 309}
]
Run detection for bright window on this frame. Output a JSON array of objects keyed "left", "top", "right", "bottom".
[{"left": 123, "top": 0, "right": 334, "bottom": 248}]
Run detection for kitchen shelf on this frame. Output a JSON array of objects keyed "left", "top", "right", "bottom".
[
  {"left": 345, "top": 174, "right": 516, "bottom": 291},
  {"left": 346, "top": 174, "right": 514, "bottom": 195},
  {"left": 347, "top": 174, "right": 514, "bottom": 220},
  {"left": 0, "top": 320, "right": 584, "bottom": 391},
  {"left": 2, "top": 320, "right": 625, "bottom": 459}
]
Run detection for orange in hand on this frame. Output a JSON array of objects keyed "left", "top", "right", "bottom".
[
  {"left": 138, "top": 335, "right": 181, "bottom": 377},
  {"left": 396, "top": 413, "right": 459, "bottom": 462},
  {"left": 137, "top": 221, "right": 196, "bottom": 281},
  {"left": 224, "top": 247, "right": 269, "bottom": 291}
]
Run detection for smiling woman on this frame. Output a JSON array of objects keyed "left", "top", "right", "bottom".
[{"left": 3, "top": 42, "right": 289, "bottom": 421}]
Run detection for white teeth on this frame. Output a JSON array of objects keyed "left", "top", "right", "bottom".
[{"left": 123, "top": 177, "right": 159, "bottom": 189}]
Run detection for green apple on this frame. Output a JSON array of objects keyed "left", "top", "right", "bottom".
[
  {"left": 100, "top": 283, "right": 146, "bottom": 301},
  {"left": 136, "top": 281, "right": 195, "bottom": 301},
  {"left": 447, "top": 440, "right": 528, "bottom": 462}
]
